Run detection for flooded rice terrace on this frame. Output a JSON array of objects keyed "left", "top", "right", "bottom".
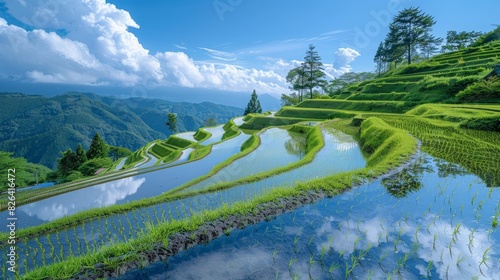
[
  {"left": 117, "top": 153, "right": 500, "bottom": 280},
  {"left": 0, "top": 127, "right": 365, "bottom": 277}
]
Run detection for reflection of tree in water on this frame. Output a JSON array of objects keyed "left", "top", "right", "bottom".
[
  {"left": 284, "top": 131, "right": 307, "bottom": 158},
  {"left": 382, "top": 155, "right": 433, "bottom": 198},
  {"left": 434, "top": 157, "right": 498, "bottom": 187},
  {"left": 434, "top": 158, "right": 469, "bottom": 178}
]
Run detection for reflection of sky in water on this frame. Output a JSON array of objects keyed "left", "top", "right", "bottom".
[
  {"left": 0, "top": 133, "right": 249, "bottom": 229},
  {"left": 232, "top": 117, "right": 244, "bottom": 126},
  {"left": 118, "top": 154, "right": 500, "bottom": 279},
  {"left": 18, "top": 177, "right": 145, "bottom": 222},
  {"left": 182, "top": 128, "right": 306, "bottom": 192},
  {"left": 201, "top": 125, "right": 225, "bottom": 145}
]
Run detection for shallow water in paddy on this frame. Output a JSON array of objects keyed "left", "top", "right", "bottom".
[{"left": 117, "top": 153, "right": 500, "bottom": 280}]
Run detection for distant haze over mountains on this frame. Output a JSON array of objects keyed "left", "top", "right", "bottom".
[
  {"left": 0, "top": 82, "right": 282, "bottom": 112},
  {"left": 0, "top": 92, "right": 245, "bottom": 169}
]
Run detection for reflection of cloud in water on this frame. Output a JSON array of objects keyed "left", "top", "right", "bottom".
[
  {"left": 94, "top": 177, "right": 146, "bottom": 206},
  {"left": 157, "top": 248, "right": 273, "bottom": 279},
  {"left": 159, "top": 246, "right": 325, "bottom": 280},
  {"left": 21, "top": 177, "right": 145, "bottom": 221},
  {"left": 315, "top": 212, "right": 497, "bottom": 279},
  {"left": 316, "top": 216, "right": 390, "bottom": 255},
  {"left": 410, "top": 215, "right": 496, "bottom": 280}
]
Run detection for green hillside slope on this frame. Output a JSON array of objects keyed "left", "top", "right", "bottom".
[
  {"left": 0, "top": 93, "right": 242, "bottom": 168},
  {"left": 340, "top": 40, "right": 500, "bottom": 103}
]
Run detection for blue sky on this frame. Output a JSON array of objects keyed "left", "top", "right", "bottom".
[{"left": 0, "top": 0, "right": 499, "bottom": 98}]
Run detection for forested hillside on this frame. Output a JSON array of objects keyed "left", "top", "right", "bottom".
[{"left": 0, "top": 92, "right": 242, "bottom": 168}]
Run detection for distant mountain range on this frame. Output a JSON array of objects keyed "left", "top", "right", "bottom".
[
  {"left": 0, "top": 92, "right": 243, "bottom": 169},
  {"left": 0, "top": 82, "right": 282, "bottom": 111}
]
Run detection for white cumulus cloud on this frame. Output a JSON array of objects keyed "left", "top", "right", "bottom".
[{"left": 0, "top": 0, "right": 293, "bottom": 95}]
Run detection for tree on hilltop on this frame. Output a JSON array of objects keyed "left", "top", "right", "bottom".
[
  {"left": 244, "top": 90, "right": 262, "bottom": 115},
  {"left": 384, "top": 7, "right": 438, "bottom": 65},
  {"left": 86, "top": 132, "right": 109, "bottom": 160}
]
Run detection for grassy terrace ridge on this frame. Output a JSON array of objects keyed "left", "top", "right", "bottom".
[
  {"left": 0, "top": 121, "right": 235, "bottom": 212},
  {"left": 193, "top": 128, "right": 212, "bottom": 142},
  {"left": 22, "top": 118, "right": 419, "bottom": 279},
  {"left": 294, "top": 99, "right": 419, "bottom": 113},
  {"left": 239, "top": 114, "right": 313, "bottom": 130},
  {"left": 336, "top": 40, "right": 500, "bottom": 103},
  {"left": 168, "top": 124, "right": 325, "bottom": 196},
  {"left": 0, "top": 122, "right": 322, "bottom": 242},
  {"left": 0, "top": 131, "right": 259, "bottom": 242}
]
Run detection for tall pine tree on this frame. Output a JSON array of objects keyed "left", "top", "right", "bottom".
[
  {"left": 58, "top": 149, "right": 79, "bottom": 176},
  {"left": 86, "top": 133, "right": 108, "bottom": 160},
  {"left": 386, "top": 7, "right": 437, "bottom": 65},
  {"left": 302, "top": 44, "right": 326, "bottom": 99},
  {"left": 244, "top": 90, "right": 262, "bottom": 115},
  {"left": 75, "top": 144, "right": 88, "bottom": 167}
]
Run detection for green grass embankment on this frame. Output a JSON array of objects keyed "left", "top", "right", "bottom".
[
  {"left": 182, "top": 124, "right": 325, "bottom": 194},
  {"left": 188, "top": 145, "right": 212, "bottom": 161},
  {"left": 22, "top": 116, "right": 419, "bottom": 279},
  {"left": 239, "top": 114, "right": 309, "bottom": 130},
  {"left": 193, "top": 128, "right": 211, "bottom": 142},
  {"left": 295, "top": 99, "right": 418, "bottom": 113}
]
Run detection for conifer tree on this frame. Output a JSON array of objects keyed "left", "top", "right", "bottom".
[
  {"left": 302, "top": 44, "right": 326, "bottom": 98},
  {"left": 244, "top": 90, "right": 262, "bottom": 115},
  {"left": 75, "top": 144, "right": 88, "bottom": 166},
  {"left": 86, "top": 133, "right": 108, "bottom": 160}
]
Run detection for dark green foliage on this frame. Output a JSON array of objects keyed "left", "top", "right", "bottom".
[
  {"left": 0, "top": 93, "right": 241, "bottom": 168},
  {"left": 281, "top": 92, "right": 300, "bottom": 106},
  {"left": 75, "top": 144, "right": 87, "bottom": 166},
  {"left": 442, "top": 30, "right": 483, "bottom": 52},
  {"left": 78, "top": 158, "right": 113, "bottom": 176},
  {"left": 166, "top": 113, "right": 178, "bottom": 133},
  {"left": 0, "top": 151, "right": 51, "bottom": 190},
  {"left": 58, "top": 149, "right": 79, "bottom": 177},
  {"left": 108, "top": 145, "right": 133, "bottom": 161},
  {"left": 244, "top": 90, "right": 263, "bottom": 115},
  {"left": 302, "top": 44, "right": 327, "bottom": 98},
  {"left": 383, "top": 7, "right": 438, "bottom": 65},
  {"left": 456, "top": 77, "right": 500, "bottom": 102},
  {"left": 286, "top": 67, "right": 307, "bottom": 103},
  {"left": 86, "top": 133, "right": 109, "bottom": 160},
  {"left": 470, "top": 26, "right": 500, "bottom": 47},
  {"left": 65, "top": 171, "right": 84, "bottom": 182},
  {"left": 460, "top": 116, "right": 500, "bottom": 132}
]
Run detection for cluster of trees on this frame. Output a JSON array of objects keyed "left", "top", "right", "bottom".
[
  {"left": 57, "top": 133, "right": 131, "bottom": 181},
  {"left": 284, "top": 45, "right": 327, "bottom": 104},
  {"left": 374, "top": 7, "right": 440, "bottom": 73},
  {"left": 374, "top": 7, "right": 485, "bottom": 75},
  {"left": 280, "top": 7, "right": 491, "bottom": 105}
]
